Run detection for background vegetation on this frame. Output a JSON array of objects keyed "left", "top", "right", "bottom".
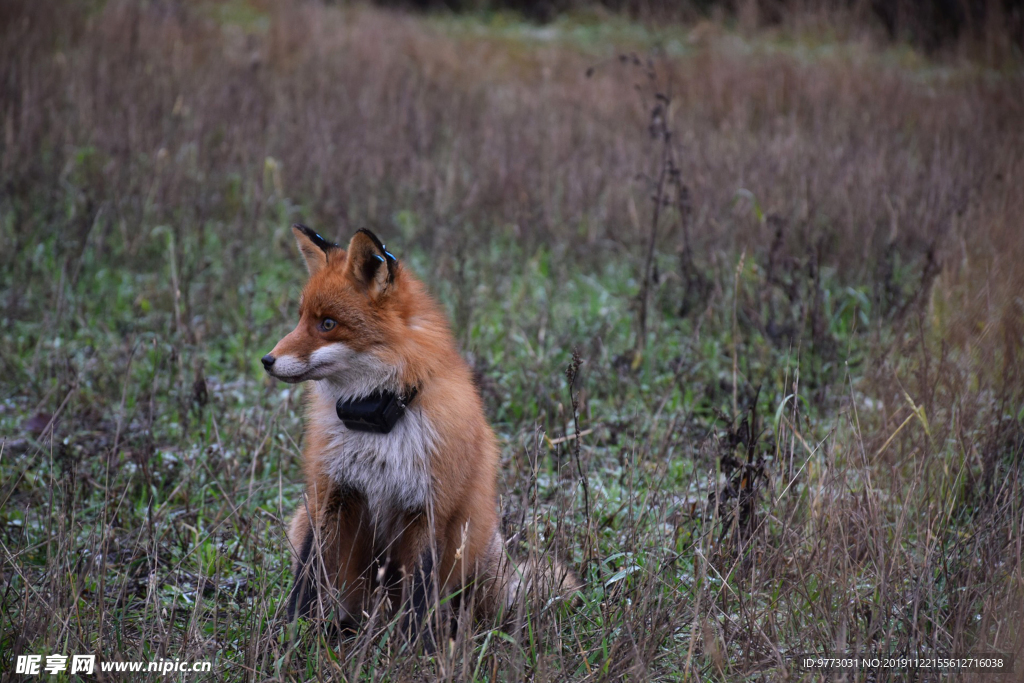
[
  {"left": 384, "top": 0, "right": 1024, "bottom": 56},
  {"left": 1, "top": 0, "right": 1022, "bottom": 680}
]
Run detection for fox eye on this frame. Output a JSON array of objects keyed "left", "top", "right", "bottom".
[{"left": 320, "top": 318, "right": 336, "bottom": 332}]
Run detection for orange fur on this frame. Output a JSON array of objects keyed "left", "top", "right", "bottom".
[{"left": 265, "top": 226, "right": 577, "bottom": 634}]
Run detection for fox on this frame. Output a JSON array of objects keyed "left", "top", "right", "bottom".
[{"left": 262, "top": 225, "right": 578, "bottom": 643}]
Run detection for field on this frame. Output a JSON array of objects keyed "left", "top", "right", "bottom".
[{"left": 2, "top": 0, "right": 1023, "bottom": 680}]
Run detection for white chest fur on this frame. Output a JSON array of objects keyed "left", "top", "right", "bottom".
[{"left": 308, "top": 382, "right": 436, "bottom": 517}]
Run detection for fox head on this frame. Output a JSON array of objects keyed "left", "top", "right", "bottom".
[{"left": 262, "top": 225, "right": 427, "bottom": 394}]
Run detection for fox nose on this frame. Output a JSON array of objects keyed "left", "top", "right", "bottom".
[{"left": 261, "top": 354, "right": 276, "bottom": 370}]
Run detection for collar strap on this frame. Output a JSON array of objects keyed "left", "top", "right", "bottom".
[{"left": 336, "top": 387, "right": 418, "bottom": 434}]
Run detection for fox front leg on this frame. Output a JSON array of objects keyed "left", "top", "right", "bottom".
[{"left": 400, "top": 549, "right": 441, "bottom": 653}]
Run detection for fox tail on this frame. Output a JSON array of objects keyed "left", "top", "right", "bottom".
[{"left": 482, "top": 532, "right": 580, "bottom": 620}]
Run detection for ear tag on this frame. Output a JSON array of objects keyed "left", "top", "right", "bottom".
[
  {"left": 293, "top": 224, "right": 340, "bottom": 254},
  {"left": 373, "top": 254, "right": 385, "bottom": 263}
]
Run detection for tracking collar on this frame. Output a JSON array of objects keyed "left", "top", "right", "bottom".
[{"left": 336, "top": 387, "right": 419, "bottom": 434}]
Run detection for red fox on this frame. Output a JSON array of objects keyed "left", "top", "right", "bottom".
[{"left": 263, "top": 225, "right": 578, "bottom": 641}]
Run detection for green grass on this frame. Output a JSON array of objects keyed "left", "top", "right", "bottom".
[{"left": 0, "top": 218, "right": 986, "bottom": 680}]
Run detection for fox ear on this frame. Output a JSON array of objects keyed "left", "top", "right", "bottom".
[
  {"left": 291, "top": 224, "right": 339, "bottom": 276},
  {"left": 345, "top": 229, "right": 397, "bottom": 299}
]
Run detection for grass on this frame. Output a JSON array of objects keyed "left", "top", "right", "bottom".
[{"left": 1, "top": 0, "right": 1023, "bottom": 680}]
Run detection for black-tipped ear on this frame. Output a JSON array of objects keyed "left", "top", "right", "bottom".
[
  {"left": 345, "top": 229, "right": 397, "bottom": 299},
  {"left": 291, "top": 224, "right": 340, "bottom": 276}
]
